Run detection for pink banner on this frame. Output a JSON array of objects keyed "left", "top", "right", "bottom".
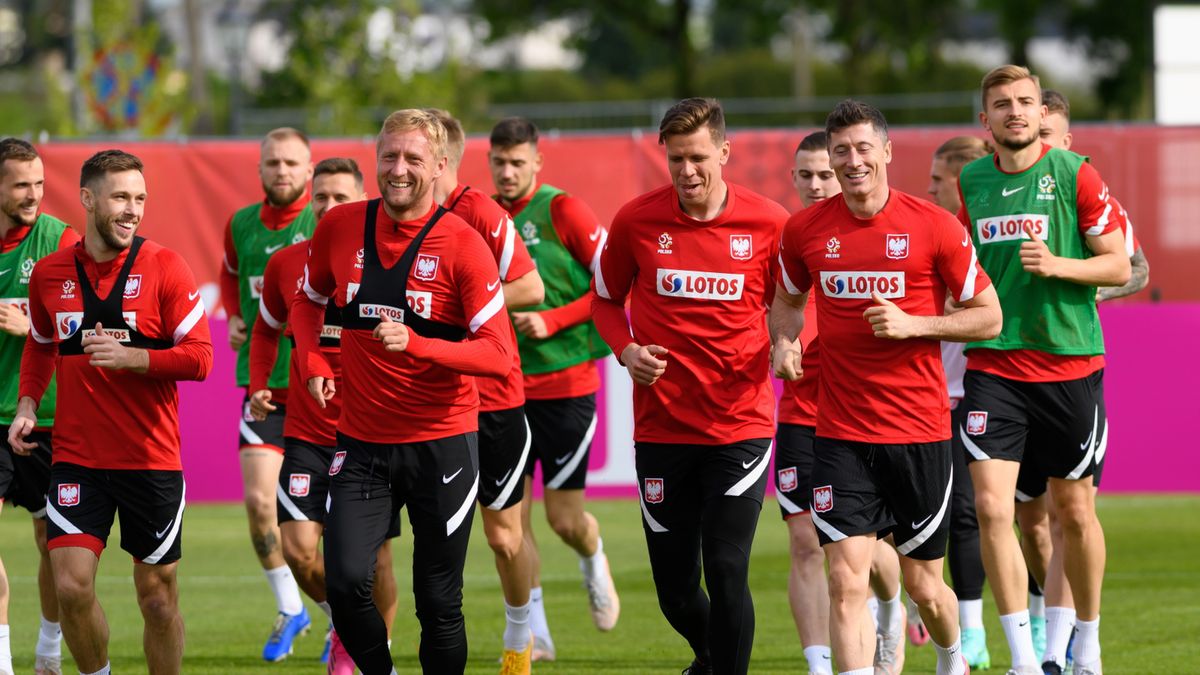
[{"left": 179, "top": 304, "right": 1200, "bottom": 501}]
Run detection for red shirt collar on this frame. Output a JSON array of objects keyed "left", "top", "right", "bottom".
[
  {"left": 0, "top": 219, "right": 34, "bottom": 253},
  {"left": 497, "top": 183, "right": 539, "bottom": 216},
  {"left": 259, "top": 191, "right": 311, "bottom": 230}
]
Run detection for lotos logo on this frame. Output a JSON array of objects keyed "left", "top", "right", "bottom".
[
  {"left": 885, "top": 234, "right": 909, "bottom": 260},
  {"left": 123, "top": 274, "right": 142, "bottom": 299},
  {"left": 655, "top": 268, "right": 744, "bottom": 301},
  {"left": 406, "top": 291, "right": 432, "bottom": 319},
  {"left": 288, "top": 473, "right": 311, "bottom": 497},
  {"left": 414, "top": 254, "right": 439, "bottom": 281},
  {"left": 730, "top": 234, "right": 752, "bottom": 260},
  {"left": 359, "top": 304, "right": 404, "bottom": 321},
  {"left": 249, "top": 275, "right": 265, "bottom": 299},
  {"left": 812, "top": 485, "right": 833, "bottom": 513},
  {"left": 966, "top": 411, "right": 988, "bottom": 436},
  {"left": 329, "top": 451, "right": 347, "bottom": 476},
  {"left": 819, "top": 271, "right": 904, "bottom": 299},
  {"left": 58, "top": 483, "right": 80, "bottom": 507},
  {"left": 778, "top": 467, "right": 798, "bottom": 492},
  {"left": 320, "top": 325, "right": 342, "bottom": 340},
  {"left": 56, "top": 312, "right": 83, "bottom": 340},
  {"left": 82, "top": 328, "right": 131, "bottom": 343},
  {"left": 976, "top": 214, "right": 1049, "bottom": 244},
  {"left": 644, "top": 477, "right": 664, "bottom": 504}
]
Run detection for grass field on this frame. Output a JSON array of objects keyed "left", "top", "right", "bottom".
[{"left": 2, "top": 495, "right": 1197, "bottom": 673}]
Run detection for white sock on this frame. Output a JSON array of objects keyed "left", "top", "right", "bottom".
[
  {"left": 933, "top": 632, "right": 967, "bottom": 675},
  {"left": 999, "top": 610, "right": 1038, "bottom": 667},
  {"left": 959, "top": 598, "right": 984, "bottom": 629},
  {"left": 0, "top": 625, "right": 12, "bottom": 672},
  {"left": 1029, "top": 592, "right": 1045, "bottom": 618},
  {"left": 37, "top": 616, "right": 62, "bottom": 655},
  {"left": 839, "top": 668, "right": 873, "bottom": 675},
  {"left": 1072, "top": 616, "right": 1100, "bottom": 665},
  {"left": 1043, "top": 606, "right": 1076, "bottom": 664},
  {"left": 82, "top": 662, "right": 111, "bottom": 675},
  {"left": 579, "top": 538, "right": 606, "bottom": 579},
  {"left": 317, "top": 601, "right": 332, "bottom": 620},
  {"left": 877, "top": 590, "right": 903, "bottom": 634},
  {"left": 529, "top": 586, "right": 553, "bottom": 643},
  {"left": 264, "top": 565, "right": 305, "bottom": 615},
  {"left": 866, "top": 596, "right": 880, "bottom": 629},
  {"left": 503, "top": 600, "right": 532, "bottom": 651},
  {"left": 804, "top": 645, "right": 833, "bottom": 674}
]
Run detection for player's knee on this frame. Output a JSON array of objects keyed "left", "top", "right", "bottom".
[
  {"left": 484, "top": 524, "right": 522, "bottom": 562},
  {"left": 903, "top": 574, "right": 941, "bottom": 608},
  {"left": 548, "top": 512, "right": 583, "bottom": 542},
  {"left": 826, "top": 565, "right": 866, "bottom": 603},
  {"left": 53, "top": 573, "right": 95, "bottom": 610},
  {"left": 412, "top": 587, "right": 464, "bottom": 632},
  {"left": 244, "top": 490, "right": 276, "bottom": 518},
  {"left": 1055, "top": 500, "right": 1095, "bottom": 538},
  {"left": 973, "top": 490, "right": 1014, "bottom": 528},
  {"left": 137, "top": 586, "right": 179, "bottom": 625},
  {"left": 792, "top": 540, "right": 825, "bottom": 575},
  {"left": 282, "top": 539, "right": 318, "bottom": 573}
]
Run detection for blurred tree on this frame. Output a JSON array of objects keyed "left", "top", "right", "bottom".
[
  {"left": 978, "top": 0, "right": 1041, "bottom": 67},
  {"left": 1066, "top": 0, "right": 1152, "bottom": 119}
]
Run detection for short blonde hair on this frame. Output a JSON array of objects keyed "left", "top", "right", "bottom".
[
  {"left": 424, "top": 108, "right": 465, "bottom": 168},
  {"left": 980, "top": 65, "right": 1041, "bottom": 111},
  {"left": 934, "top": 136, "right": 993, "bottom": 173},
  {"left": 261, "top": 127, "right": 310, "bottom": 150},
  {"left": 378, "top": 109, "right": 447, "bottom": 161}
]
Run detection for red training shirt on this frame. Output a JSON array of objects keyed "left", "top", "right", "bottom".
[{"left": 777, "top": 302, "right": 820, "bottom": 427}]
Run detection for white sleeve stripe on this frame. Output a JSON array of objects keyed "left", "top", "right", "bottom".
[
  {"left": 258, "top": 296, "right": 283, "bottom": 330},
  {"left": 498, "top": 220, "right": 515, "bottom": 279},
  {"left": 1085, "top": 201, "right": 1111, "bottom": 237},
  {"left": 588, "top": 229, "right": 607, "bottom": 275},
  {"left": 778, "top": 253, "right": 801, "bottom": 295},
  {"left": 594, "top": 257, "right": 612, "bottom": 300},
  {"left": 301, "top": 265, "right": 329, "bottom": 305},
  {"left": 1123, "top": 218, "right": 1136, "bottom": 257},
  {"left": 958, "top": 246, "right": 979, "bottom": 303},
  {"left": 29, "top": 320, "right": 52, "bottom": 344},
  {"left": 173, "top": 300, "right": 206, "bottom": 344},
  {"left": 469, "top": 288, "right": 506, "bottom": 334},
  {"left": 222, "top": 253, "right": 237, "bottom": 274}
]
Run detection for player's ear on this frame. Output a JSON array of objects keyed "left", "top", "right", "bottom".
[
  {"left": 884, "top": 139, "right": 893, "bottom": 164},
  {"left": 1063, "top": 132, "right": 1073, "bottom": 151},
  {"left": 79, "top": 186, "right": 93, "bottom": 211},
  {"left": 719, "top": 139, "right": 730, "bottom": 166}
]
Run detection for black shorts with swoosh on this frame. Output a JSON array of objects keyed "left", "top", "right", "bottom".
[
  {"left": 524, "top": 394, "right": 597, "bottom": 491},
  {"left": 477, "top": 406, "right": 531, "bottom": 511}
]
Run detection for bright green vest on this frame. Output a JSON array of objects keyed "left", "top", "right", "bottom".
[
  {"left": 512, "top": 184, "right": 609, "bottom": 374},
  {"left": 959, "top": 148, "right": 1104, "bottom": 356},
  {"left": 0, "top": 214, "right": 71, "bottom": 425},
  {"left": 230, "top": 202, "right": 316, "bottom": 387}
]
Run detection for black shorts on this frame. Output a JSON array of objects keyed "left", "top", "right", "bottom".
[
  {"left": 775, "top": 424, "right": 816, "bottom": 519},
  {"left": 810, "top": 437, "right": 953, "bottom": 561},
  {"left": 524, "top": 394, "right": 596, "bottom": 491},
  {"left": 0, "top": 430, "right": 53, "bottom": 517},
  {"left": 635, "top": 438, "right": 771, "bottom": 534},
  {"left": 239, "top": 395, "right": 286, "bottom": 454},
  {"left": 477, "top": 407, "right": 531, "bottom": 511},
  {"left": 45, "top": 462, "right": 185, "bottom": 565},
  {"left": 959, "top": 370, "right": 1107, "bottom": 484},
  {"left": 278, "top": 438, "right": 401, "bottom": 537}
]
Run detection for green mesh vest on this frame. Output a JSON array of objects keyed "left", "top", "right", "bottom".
[
  {"left": 959, "top": 148, "right": 1105, "bottom": 355},
  {"left": 512, "top": 184, "right": 609, "bottom": 374},
  {"left": 0, "top": 214, "right": 71, "bottom": 425},
  {"left": 231, "top": 202, "right": 316, "bottom": 387}
]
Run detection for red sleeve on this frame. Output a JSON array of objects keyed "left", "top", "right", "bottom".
[
  {"left": 145, "top": 249, "right": 212, "bottom": 381},
  {"left": 293, "top": 226, "right": 336, "bottom": 381},
  {"left": 551, "top": 194, "right": 606, "bottom": 273},
  {"left": 539, "top": 293, "right": 594, "bottom": 336},
  {"left": 956, "top": 186, "right": 971, "bottom": 230},
  {"left": 591, "top": 205, "right": 637, "bottom": 354},
  {"left": 57, "top": 227, "right": 81, "bottom": 249},
  {"left": 469, "top": 196, "right": 535, "bottom": 282},
  {"left": 219, "top": 216, "right": 241, "bottom": 317},
  {"left": 1108, "top": 197, "right": 1140, "bottom": 257},
  {"left": 934, "top": 209, "right": 992, "bottom": 304},
  {"left": 404, "top": 228, "right": 510, "bottom": 376},
  {"left": 18, "top": 264, "right": 56, "bottom": 405},
  {"left": 249, "top": 254, "right": 287, "bottom": 392},
  {"left": 778, "top": 212, "right": 813, "bottom": 295},
  {"left": 1075, "top": 162, "right": 1119, "bottom": 237}
]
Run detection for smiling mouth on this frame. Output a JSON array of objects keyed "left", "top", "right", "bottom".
[{"left": 387, "top": 180, "right": 413, "bottom": 190}]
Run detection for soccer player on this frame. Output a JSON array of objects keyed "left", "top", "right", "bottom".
[
  {"left": 8, "top": 149, "right": 212, "bottom": 675},
  {"left": 927, "top": 134, "right": 997, "bottom": 669},
  {"left": 294, "top": 109, "right": 512, "bottom": 675},
  {"left": 771, "top": 99, "right": 1002, "bottom": 675},
  {"left": 958, "top": 66, "right": 1130, "bottom": 675},
  {"left": 428, "top": 109, "right": 546, "bottom": 673},
  {"left": 0, "top": 138, "right": 77, "bottom": 675},
  {"left": 489, "top": 117, "right": 619, "bottom": 656},
  {"left": 592, "top": 97, "right": 789, "bottom": 675},
  {"left": 219, "top": 127, "right": 316, "bottom": 660},
  {"left": 247, "top": 157, "right": 400, "bottom": 673}
]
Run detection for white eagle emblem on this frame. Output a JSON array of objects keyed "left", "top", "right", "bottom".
[
  {"left": 58, "top": 483, "right": 80, "bottom": 507},
  {"left": 730, "top": 234, "right": 752, "bottom": 261},
  {"left": 886, "top": 234, "right": 909, "bottom": 260},
  {"left": 812, "top": 485, "right": 833, "bottom": 513},
  {"left": 644, "top": 478, "right": 664, "bottom": 504},
  {"left": 288, "top": 474, "right": 311, "bottom": 497},
  {"left": 414, "top": 254, "right": 439, "bottom": 281},
  {"left": 123, "top": 275, "right": 142, "bottom": 299},
  {"left": 966, "top": 411, "right": 988, "bottom": 436}
]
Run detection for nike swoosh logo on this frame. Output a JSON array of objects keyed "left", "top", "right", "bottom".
[
  {"left": 487, "top": 279, "right": 500, "bottom": 292},
  {"left": 155, "top": 520, "right": 174, "bottom": 539},
  {"left": 491, "top": 219, "right": 503, "bottom": 238},
  {"left": 442, "top": 468, "right": 463, "bottom": 484},
  {"left": 911, "top": 514, "right": 933, "bottom": 530},
  {"left": 553, "top": 454, "right": 572, "bottom": 466},
  {"left": 495, "top": 469, "right": 513, "bottom": 486},
  {"left": 1001, "top": 186, "right": 1024, "bottom": 197},
  {"left": 265, "top": 243, "right": 285, "bottom": 254},
  {"left": 588, "top": 226, "right": 602, "bottom": 242},
  {"left": 188, "top": 290, "right": 201, "bottom": 301},
  {"left": 1019, "top": 620, "right": 1029, "bottom": 627},
  {"left": 1081, "top": 429, "right": 1096, "bottom": 451},
  {"left": 961, "top": 230, "right": 970, "bottom": 247},
  {"left": 742, "top": 456, "right": 759, "bottom": 470}
]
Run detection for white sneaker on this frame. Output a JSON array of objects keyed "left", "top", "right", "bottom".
[
  {"left": 874, "top": 604, "right": 906, "bottom": 674},
  {"left": 1074, "top": 661, "right": 1101, "bottom": 675},
  {"left": 35, "top": 653, "right": 62, "bottom": 675},
  {"left": 581, "top": 552, "right": 620, "bottom": 631},
  {"left": 1004, "top": 668, "right": 1042, "bottom": 675},
  {"left": 531, "top": 634, "right": 556, "bottom": 662}
]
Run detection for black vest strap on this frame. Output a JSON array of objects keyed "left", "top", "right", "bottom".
[
  {"left": 58, "top": 237, "right": 175, "bottom": 356},
  {"left": 288, "top": 300, "right": 342, "bottom": 348}
]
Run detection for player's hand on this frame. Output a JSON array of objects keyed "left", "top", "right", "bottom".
[
  {"left": 307, "top": 376, "right": 336, "bottom": 408},
  {"left": 227, "top": 314, "right": 247, "bottom": 351},
  {"left": 249, "top": 389, "right": 276, "bottom": 421},
  {"left": 620, "top": 343, "right": 668, "bottom": 386},
  {"left": 772, "top": 337, "right": 804, "bottom": 381},
  {"left": 511, "top": 311, "right": 550, "bottom": 339},
  {"left": 82, "top": 322, "right": 146, "bottom": 370},
  {"left": 7, "top": 412, "right": 36, "bottom": 456},
  {"left": 864, "top": 293, "right": 918, "bottom": 339},
  {"left": 0, "top": 303, "right": 30, "bottom": 337},
  {"left": 373, "top": 313, "right": 409, "bottom": 352},
  {"left": 1019, "top": 224, "right": 1060, "bottom": 278}
]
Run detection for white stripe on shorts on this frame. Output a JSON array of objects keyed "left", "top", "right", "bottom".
[
  {"left": 726, "top": 441, "right": 772, "bottom": 497},
  {"left": 546, "top": 412, "right": 597, "bottom": 490},
  {"left": 959, "top": 425, "right": 990, "bottom": 461},
  {"left": 810, "top": 510, "right": 847, "bottom": 542},
  {"left": 777, "top": 489, "right": 805, "bottom": 515},
  {"left": 276, "top": 483, "right": 309, "bottom": 522},
  {"left": 142, "top": 481, "right": 187, "bottom": 565},
  {"left": 446, "top": 473, "right": 479, "bottom": 536},
  {"left": 1066, "top": 406, "right": 1099, "bottom": 480},
  {"left": 897, "top": 466, "right": 953, "bottom": 556},
  {"left": 239, "top": 418, "right": 265, "bottom": 447},
  {"left": 639, "top": 492, "right": 668, "bottom": 533},
  {"left": 45, "top": 500, "right": 82, "bottom": 535},
  {"left": 486, "top": 416, "right": 532, "bottom": 511}
]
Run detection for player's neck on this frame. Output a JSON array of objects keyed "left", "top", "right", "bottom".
[
  {"left": 500, "top": 183, "right": 537, "bottom": 210},
  {"left": 433, "top": 171, "right": 460, "bottom": 206},
  {"left": 382, "top": 194, "right": 434, "bottom": 224},
  {"left": 0, "top": 213, "right": 18, "bottom": 240},
  {"left": 680, "top": 180, "right": 729, "bottom": 222},
  {"left": 83, "top": 229, "right": 121, "bottom": 263},
  {"left": 995, "top": 142, "right": 1043, "bottom": 174},
  {"left": 843, "top": 184, "right": 890, "bottom": 219}
]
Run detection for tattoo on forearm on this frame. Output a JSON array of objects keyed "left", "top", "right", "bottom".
[{"left": 1098, "top": 251, "right": 1149, "bottom": 302}]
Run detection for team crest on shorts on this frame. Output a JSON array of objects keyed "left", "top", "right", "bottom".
[
  {"left": 730, "top": 234, "right": 752, "bottom": 261},
  {"left": 966, "top": 411, "right": 988, "bottom": 436},
  {"left": 329, "top": 451, "right": 347, "bottom": 476},
  {"left": 58, "top": 483, "right": 81, "bottom": 507},
  {"left": 644, "top": 477, "right": 664, "bottom": 504},
  {"left": 886, "top": 234, "right": 909, "bottom": 259},
  {"left": 812, "top": 485, "right": 833, "bottom": 513},
  {"left": 778, "top": 467, "right": 798, "bottom": 492},
  {"left": 289, "top": 473, "right": 311, "bottom": 497}
]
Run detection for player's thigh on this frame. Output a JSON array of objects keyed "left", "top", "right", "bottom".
[
  {"left": 281, "top": 520, "right": 324, "bottom": 561},
  {"left": 959, "top": 370, "right": 1031, "bottom": 464},
  {"left": 278, "top": 438, "right": 335, "bottom": 526},
  {"left": 775, "top": 423, "right": 817, "bottom": 519},
  {"left": 698, "top": 437, "right": 771, "bottom": 525},
  {"left": 401, "top": 433, "right": 480, "bottom": 543},
  {"left": 525, "top": 394, "right": 597, "bottom": 490},
  {"left": 1027, "top": 371, "right": 1106, "bottom": 482},
  {"left": 634, "top": 441, "right": 706, "bottom": 536},
  {"left": 477, "top": 407, "right": 531, "bottom": 512},
  {"left": 884, "top": 441, "right": 953, "bottom": 562},
  {"left": 809, "top": 437, "right": 890, "bottom": 546},
  {"left": 112, "top": 469, "right": 186, "bottom": 566},
  {"left": 240, "top": 446, "right": 284, "bottom": 500},
  {"left": 45, "top": 463, "right": 116, "bottom": 559}
]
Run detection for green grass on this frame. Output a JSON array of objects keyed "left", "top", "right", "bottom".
[{"left": 2, "top": 495, "right": 1198, "bottom": 673}]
